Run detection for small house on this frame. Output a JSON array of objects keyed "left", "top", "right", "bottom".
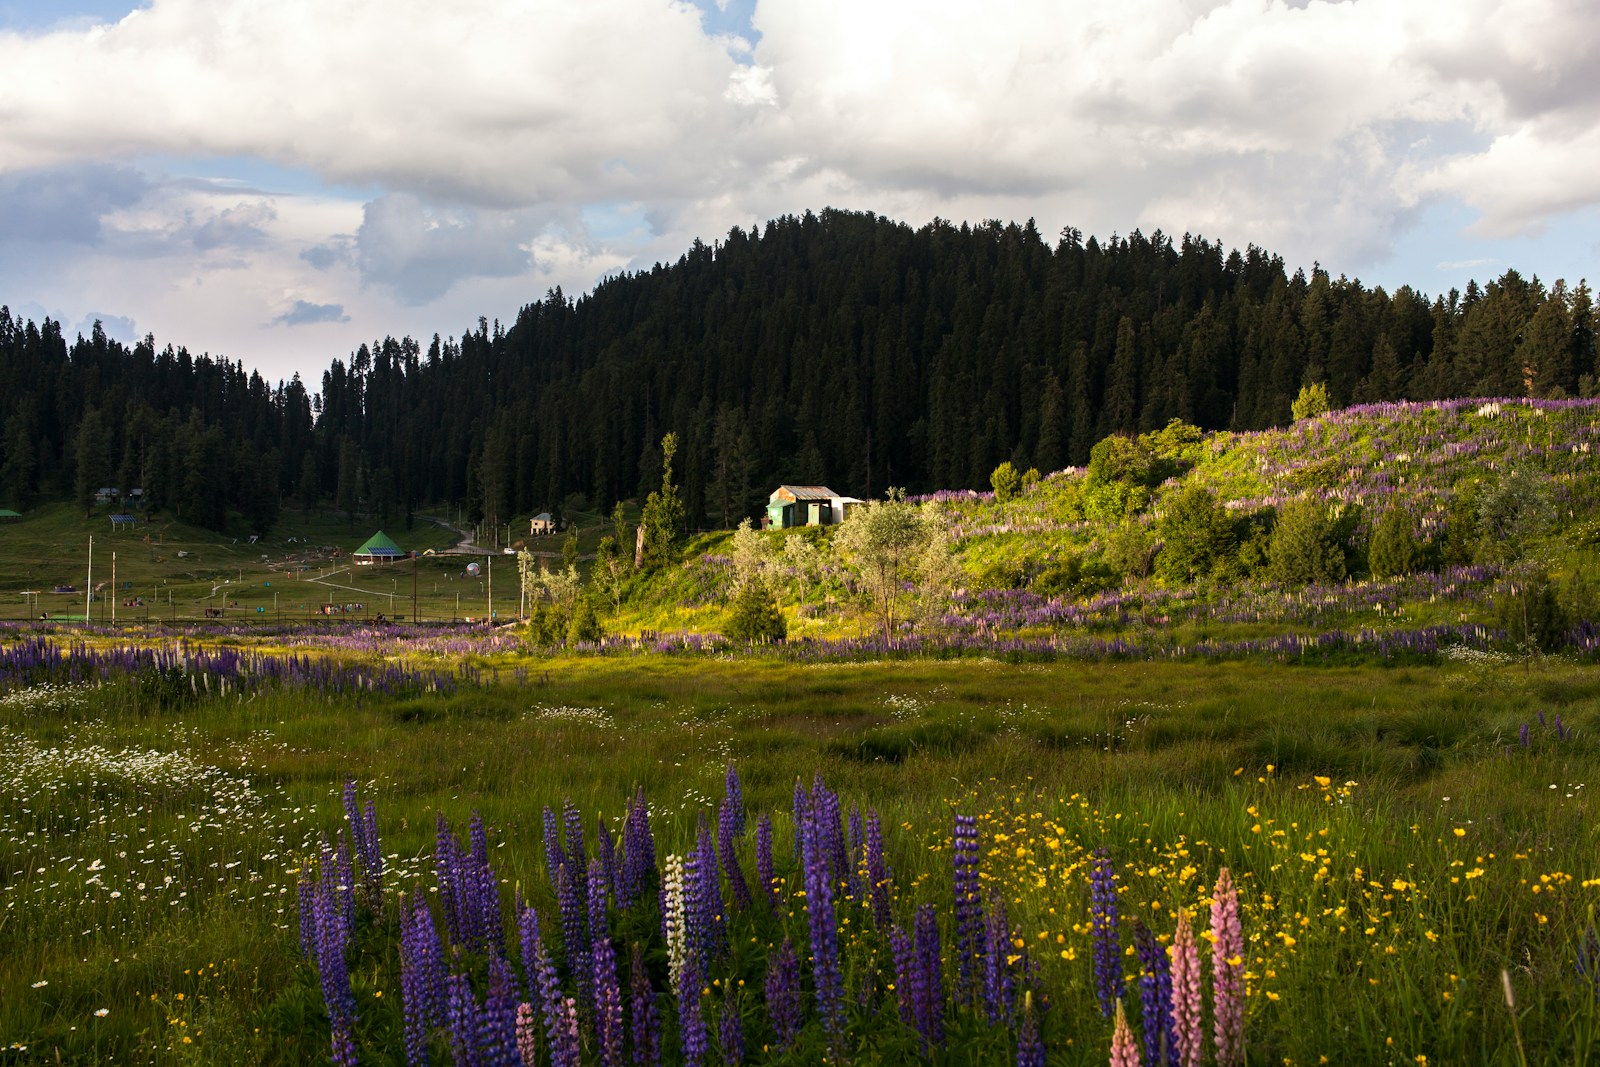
[
  {"left": 353, "top": 530, "right": 407, "bottom": 565},
  {"left": 766, "top": 485, "right": 848, "bottom": 528},
  {"left": 0, "top": 508, "right": 20, "bottom": 524},
  {"left": 530, "top": 512, "right": 556, "bottom": 536}
]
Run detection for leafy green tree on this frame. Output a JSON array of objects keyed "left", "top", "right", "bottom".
[
  {"left": 835, "top": 488, "right": 929, "bottom": 640},
  {"left": 725, "top": 579, "right": 786, "bottom": 643},
  {"left": 1496, "top": 571, "right": 1569, "bottom": 655},
  {"left": 589, "top": 535, "right": 627, "bottom": 612},
  {"left": 638, "top": 433, "right": 683, "bottom": 570},
  {"left": 1291, "top": 381, "right": 1331, "bottom": 421},
  {"left": 1155, "top": 487, "right": 1235, "bottom": 585},
  {"left": 990, "top": 461, "right": 1022, "bottom": 503},
  {"left": 1268, "top": 497, "right": 1348, "bottom": 586},
  {"left": 783, "top": 533, "right": 823, "bottom": 604},
  {"left": 1368, "top": 508, "right": 1422, "bottom": 580},
  {"left": 562, "top": 528, "right": 579, "bottom": 570},
  {"left": 1475, "top": 467, "right": 1553, "bottom": 565},
  {"left": 1105, "top": 520, "right": 1155, "bottom": 581},
  {"left": 566, "top": 595, "right": 604, "bottom": 645}
]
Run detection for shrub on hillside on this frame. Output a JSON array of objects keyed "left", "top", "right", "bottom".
[
  {"left": 990, "top": 461, "right": 1023, "bottom": 503},
  {"left": 1369, "top": 509, "right": 1422, "bottom": 580},
  {"left": 1496, "top": 572, "right": 1570, "bottom": 654},
  {"left": 1268, "top": 497, "right": 1350, "bottom": 586},
  {"left": 1030, "top": 553, "right": 1118, "bottom": 598},
  {"left": 1155, "top": 487, "right": 1235, "bottom": 585},
  {"left": 725, "top": 579, "right": 787, "bottom": 643}
]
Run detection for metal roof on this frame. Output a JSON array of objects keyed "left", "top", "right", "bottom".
[
  {"left": 772, "top": 485, "right": 838, "bottom": 502},
  {"left": 354, "top": 530, "right": 406, "bottom": 556}
]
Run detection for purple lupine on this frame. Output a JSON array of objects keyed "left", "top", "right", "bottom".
[
  {"left": 690, "top": 815, "right": 724, "bottom": 967},
  {"left": 677, "top": 956, "right": 710, "bottom": 1067},
  {"left": 814, "top": 775, "right": 852, "bottom": 894},
  {"left": 848, "top": 806, "right": 864, "bottom": 880},
  {"left": 334, "top": 833, "right": 356, "bottom": 933},
  {"left": 342, "top": 779, "right": 383, "bottom": 906},
  {"left": 718, "top": 986, "right": 744, "bottom": 1066},
  {"left": 621, "top": 787, "right": 657, "bottom": 909},
  {"left": 1134, "top": 920, "right": 1177, "bottom": 1066},
  {"left": 802, "top": 786, "right": 845, "bottom": 1046},
  {"left": 1211, "top": 868, "right": 1245, "bottom": 1066},
  {"left": 1090, "top": 848, "right": 1123, "bottom": 1018},
  {"left": 1016, "top": 990, "right": 1046, "bottom": 1067},
  {"left": 564, "top": 799, "right": 588, "bottom": 887},
  {"left": 983, "top": 893, "right": 1017, "bottom": 1024},
  {"left": 437, "top": 813, "right": 463, "bottom": 946},
  {"left": 755, "top": 814, "right": 777, "bottom": 907},
  {"left": 630, "top": 942, "right": 662, "bottom": 1067},
  {"left": 889, "top": 924, "right": 917, "bottom": 1028},
  {"left": 590, "top": 858, "right": 612, "bottom": 951},
  {"left": 310, "top": 870, "right": 359, "bottom": 1066},
  {"left": 298, "top": 871, "right": 317, "bottom": 957},
  {"left": 516, "top": 1003, "right": 538, "bottom": 1067},
  {"left": 599, "top": 817, "right": 619, "bottom": 903},
  {"left": 593, "top": 927, "right": 624, "bottom": 1066},
  {"left": 534, "top": 940, "right": 580, "bottom": 1067},
  {"left": 953, "top": 814, "right": 985, "bottom": 1003},
  {"left": 543, "top": 806, "right": 566, "bottom": 885},
  {"left": 913, "top": 903, "right": 946, "bottom": 1051},
  {"left": 865, "top": 810, "right": 893, "bottom": 930},
  {"left": 718, "top": 798, "right": 753, "bottom": 911},
  {"left": 724, "top": 763, "right": 745, "bottom": 838},
  {"left": 1520, "top": 722, "right": 1531, "bottom": 748},
  {"left": 791, "top": 779, "right": 808, "bottom": 863},
  {"left": 447, "top": 970, "right": 484, "bottom": 1067},
  {"left": 482, "top": 956, "right": 522, "bottom": 1067},
  {"left": 764, "top": 937, "right": 802, "bottom": 1049},
  {"left": 557, "top": 863, "right": 592, "bottom": 1014},
  {"left": 518, "top": 904, "right": 546, "bottom": 1022},
  {"left": 401, "top": 894, "right": 447, "bottom": 1066},
  {"left": 467, "top": 813, "right": 504, "bottom": 956},
  {"left": 362, "top": 797, "right": 384, "bottom": 904}
]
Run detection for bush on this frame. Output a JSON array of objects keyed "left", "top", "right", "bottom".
[
  {"left": 1105, "top": 521, "right": 1155, "bottom": 581},
  {"left": 1268, "top": 497, "right": 1348, "bottom": 586},
  {"left": 725, "top": 579, "right": 787, "bottom": 643},
  {"left": 990, "top": 461, "right": 1022, "bottom": 503},
  {"left": 1496, "top": 572, "right": 1570, "bottom": 654},
  {"left": 1291, "top": 381, "right": 1331, "bottom": 421},
  {"left": 1369, "top": 508, "right": 1422, "bottom": 580},
  {"left": 1155, "top": 487, "right": 1235, "bottom": 585},
  {"left": 972, "top": 557, "right": 1027, "bottom": 591},
  {"left": 566, "top": 596, "right": 604, "bottom": 645},
  {"left": 1030, "top": 554, "right": 1118, "bottom": 598}
]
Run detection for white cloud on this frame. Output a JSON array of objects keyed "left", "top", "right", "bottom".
[{"left": 1, "top": 0, "right": 1598, "bottom": 379}]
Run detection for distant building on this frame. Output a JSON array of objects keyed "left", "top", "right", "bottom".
[
  {"left": 0, "top": 508, "right": 20, "bottom": 523},
  {"left": 530, "top": 512, "right": 556, "bottom": 536},
  {"left": 765, "top": 485, "right": 862, "bottom": 528},
  {"left": 353, "top": 530, "right": 407, "bottom": 565}
]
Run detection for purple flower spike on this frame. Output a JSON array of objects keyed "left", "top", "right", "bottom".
[
  {"left": 557, "top": 864, "right": 592, "bottom": 1015},
  {"left": 865, "top": 810, "right": 893, "bottom": 930},
  {"left": 401, "top": 894, "right": 446, "bottom": 1066},
  {"left": 592, "top": 922, "right": 624, "bottom": 1067},
  {"left": 599, "top": 817, "right": 619, "bottom": 902},
  {"left": 630, "top": 943, "right": 661, "bottom": 1067},
  {"left": 718, "top": 986, "right": 744, "bottom": 1066},
  {"left": 953, "top": 814, "right": 985, "bottom": 1003},
  {"left": 543, "top": 806, "right": 566, "bottom": 886},
  {"left": 621, "top": 787, "right": 657, "bottom": 909},
  {"left": 718, "top": 798, "right": 753, "bottom": 911},
  {"left": 913, "top": 903, "right": 946, "bottom": 1051},
  {"left": 518, "top": 904, "right": 545, "bottom": 1020},
  {"left": 1134, "top": 919, "right": 1178, "bottom": 1066},
  {"left": 1090, "top": 848, "right": 1123, "bottom": 1018},
  {"left": 755, "top": 814, "right": 776, "bottom": 907},
  {"left": 764, "top": 937, "right": 802, "bottom": 1049},
  {"left": 724, "top": 763, "right": 745, "bottom": 838},
  {"left": 1016, "top": 990, "right": 1046, "bottom": 1067},
  {"left": 482, "top": 956, "right": 521, "bottom": 1067},
  {"left": 677, "top": 957, "right": 709, "bottom": 1067},
  {"left": 802, "top": 782, "right": 845, "bottom": 1048},
  {"left": 447, "top": 970, "right": 483, "bottom": 1067},
  {"left": 889, "top": 924, "right": 917, "bottom": 1028},
  {"left": 983, "top": 893, "right": 1017, "bottom": 1024}
]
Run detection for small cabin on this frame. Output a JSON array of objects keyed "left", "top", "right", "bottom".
[
  {"left": 766, "top": 485, "right": 862, "bottom": 528},
  {"left": 530, "top": 512, "right": 556, "bottom": 537}
]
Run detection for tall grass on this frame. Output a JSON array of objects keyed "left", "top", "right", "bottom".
[{"left": 4, "top": 654, "right": 1599, "bottom": 1062}]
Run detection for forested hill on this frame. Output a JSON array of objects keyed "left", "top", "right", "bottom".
[{"left": 2, "top": 209, "right": 1596, "bottom": 533}]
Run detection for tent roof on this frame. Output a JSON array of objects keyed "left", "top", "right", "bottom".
[
  {"left": 354, "top": 530, "right": 406, "bottom": 556},
  {"left": 0, "top": 509, "right": 20, "bottom": 517}
]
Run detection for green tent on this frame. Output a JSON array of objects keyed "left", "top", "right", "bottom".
[
  {"left": 353, "top": 530, "right": 406, "bottom": 563},
  {"left": 0, "top": 509, "right": 20, "bottom": 523}
]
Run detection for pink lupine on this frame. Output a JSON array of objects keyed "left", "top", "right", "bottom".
[
  {"left": 1111, "top": 999, "right": 1143, "bottom": 1067},
  {"left": 1210, "top": 868, "right": 1245, "bottom": 1066},
  {"left": 1170, "top": 907, "right": 1203, "bottom": 1067}
]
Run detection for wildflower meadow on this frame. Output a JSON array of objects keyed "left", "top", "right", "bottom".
[{"left": 6, "top": 645, "right": 1600, "bottom": 1065}]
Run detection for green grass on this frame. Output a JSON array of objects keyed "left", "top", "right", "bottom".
[{"left": 6, "top": 651, "right": 1600, "bottom": 1063}]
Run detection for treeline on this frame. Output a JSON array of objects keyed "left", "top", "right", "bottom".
[{"left": 2, "top": 209, "right": 1596, "bottom": 531}]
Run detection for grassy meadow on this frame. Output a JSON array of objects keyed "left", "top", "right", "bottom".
[{"left": 6, "top": 650, "right": 1600, "bottom": 1064}]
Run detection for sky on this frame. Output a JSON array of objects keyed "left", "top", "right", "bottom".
[{"left": 1, "top": 0, "right": 1597, "bottom": 386}]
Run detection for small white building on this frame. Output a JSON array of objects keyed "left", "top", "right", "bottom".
[{"left": 530, "top": 512, "right": 556, "bottom": 536}]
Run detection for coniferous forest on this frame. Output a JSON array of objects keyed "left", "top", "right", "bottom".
[{"left": 2, "top": 208, "right": 1595, "bottom": 532}]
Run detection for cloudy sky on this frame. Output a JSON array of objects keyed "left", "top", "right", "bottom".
[{"left": 1, "top": 0, "right": 1597, "bottom": 384}]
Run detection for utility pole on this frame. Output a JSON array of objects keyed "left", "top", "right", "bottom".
[
  {"left": 85, "top": 535, "right": 93, "bottom": 626},
  {"left": 487, "top": 556, "right": 492, "bottom": 623},
  {"left": 111, "top": 552, "right": 116, "bottom": 625},
  {"left": 412, "top": 550, "right": 418, "bottom": 624}
]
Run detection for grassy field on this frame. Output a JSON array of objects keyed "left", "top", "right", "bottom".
[{"left": 6, "top": 647, "right": 1600, "bottom": 1064}]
